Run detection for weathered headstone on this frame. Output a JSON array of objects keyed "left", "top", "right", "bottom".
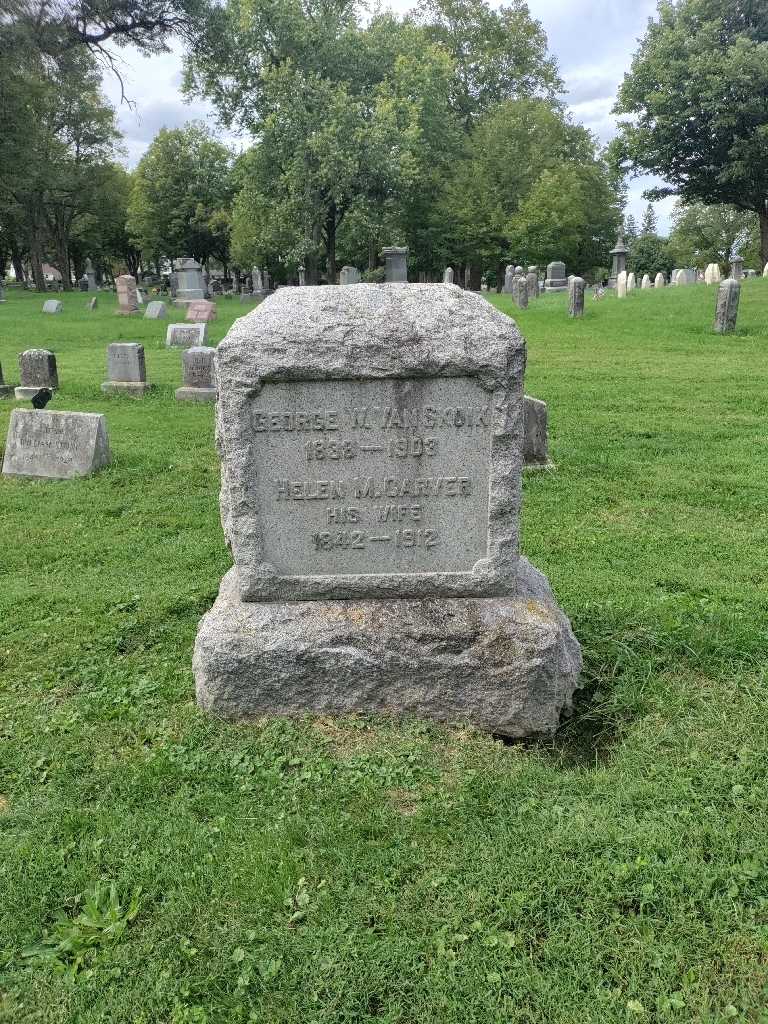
[
  {"left": 654, "top": 272, "right": 666, "bottom": 288},
  {"left": 512, "top": 272, "right": 528, "bottom": 309},
  {"left": 616, "top": 270, "right": 628, "bottom": 298},
  {"left": 185, "top": 299, "right": 217, "bottom": 323},
  {"left": 763, "top": 262, "right": 768, "bottom": 278},
  {"left": 144, "top": 300, "right": 167, "bottom": 319},
  {"left": 544, "top": 261, "right": 568, "bottom": 292},
  {"left": 170, "top": 272, "right": 178, "bottom": 299},
  {"left": 339, "top": 266, "right": 361, "bottom": 286},
  {"left": 713, "top": 277, "right": 740, "bottom": 334},
  {"left": 641, "top": 274, "right": 651, "bottom": 289},
  {"left": 175, "top": 346, "right": 217, "bottom": 402},
  {"left": 115, "top": 275, "right": 140, "bottom": 315},
  {"left": 730, "top": 256, "right": 744, "bottom": 281},
  {"left": 298, "top": 266, "right": 306, "bottom": 286},
  {"left": 78, "top": 274, "right": 89, "bottom": 292},
  {"left": 174, "top": 257, "right": 205, "bottom": 304},
  {"left": 523, "top": 395, "right": 551, "bottom": 468},
  {"left": 568, "top": 276, "right": 585, "bottom": 317},
  {"left": 502, "top": 265, "right": 515, "bottom": 294},
  {"left": 526, "top": 267, "right": 539, "bottom": 299},
  {"left": 0, "top": 361, "right": 13, "bottom": 399},
  {"left": 443, "top": 267, "right": 454, "bottom": 284},
  {"left": 85, "top": 257, "right": 97, "bottom": 292},
  {"left": 87, "top": 297, "right": 98, "bottom": 311},
  {"left": 627, "top": 272, "right": 636, "bottom": 292},
  {"left": 101, "top": 343, "right": 152, "bottom": 396},
  {"left": 42, "top": 300, "right": 63, "bottom": 314},
  {"left": 166, "top": 323, "right": 208, "bottom": 348},
  {"left": 608, "top": 232, "right": 628, "bottom": 288},
  {"left": 193, "top": 284, "right": 582, "bottom": 737},
  {"left": 16, "top": 349, "right": 58, "bottom": 400},
  {"left": 381, "top": 246, "right": 408, "bottom": 283},
  {"left": 2, "top": 410, "right": 110, "bottom": 480}
]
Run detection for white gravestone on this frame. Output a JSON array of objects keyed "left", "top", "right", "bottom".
[
  {"left": 101, "top": 343, "right": 152, "bottom": 396},
  {"left": 42, "top": 300, "right": 63, "bottom": 314},
  {"left": 654, "top": 272, "right": 666, "bottom": 288},
  {"left": 641, "top": 274, "right": 651, "bottom": 289},
  {"left": 2, "top": 410, "right": 110, "bottom": 480},
  {"left": 193, "top": 284, "right": 582, "bottom": 737},
  {"left": 443, "top": 267, "right": 454, "bottom": 284},
  {"left": 175, "top": 346, "right": 217, "bottom": 402},
  {"left": 616, "top": 271, "right": 627, "bottom": 298},
  {"left": 627, "top": 272, "right": 636, "bottom": 292},
  {"left": 166, "top": 323, "right": 208, "bottom": 348}
]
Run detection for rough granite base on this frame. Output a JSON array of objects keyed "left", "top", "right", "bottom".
[
  {"left": 15, "top": 386, "right": 57, "bottom": 400},
  {"left": 193, "top": 558, "right": 582, "bottom": 737},
  {"left": 101, "top": 382, "right": 153, "bottom": 397},
  {"left": 175, "top": 386, "right": 217, "bottom": 402}
]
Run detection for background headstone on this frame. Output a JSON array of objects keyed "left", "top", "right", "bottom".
[
  {"left": 763, "top": 262, "right": 768, "bottom": 278},
  {"left": 714, "top": 277, "right": 740, "bottom": 334},
  {"left": 641, "top": 274, "right": 651, "bottom": 289},
  {"left": 185, "top": 300, "right": 217, "bottom": 323},
  {"left": 381, "top": 246, "right": 408, "bottom": 283},
  {"left": 568, "top": 276, "right": 585, "bottom": 317},
  {"left": 730, "top": 257, "right": 744, "bottom": 281},
  {"left": 512, "top": 272, "right": 528, "bottom": 309},
  {"left": 339, "top": 266, "right": 361, "bottom": 286},
  {"left": 85, "top": 258, "right": 97, "bottom": 292},
  {"left": 175, "top": 346, "right": 217, "bottom": 402},
  {"left": 523, "top": 395, "right": 551, "bottom": 468},
  {"left": 144, "top": 300, "right": 167, "bottom": 320},
  {"left": 101, "top": 343, "right": 152, "bottom": 396},
  {"left": 654, "top": 272, "right": 666, "bottom": 288},
  {"left": 174, "top": 257, "right": 205, "bottom": 304},
  {"left": 115, "top": 274, "right": 140, "bottom": 315},
  {"left": 616, "top": 270, "right": 628, "bottom": 298},
  {"left": 544, "top": 261, "right": 568, "bottom": 292},
  {"left": 443, "top": 267, "right": 454, "bottom": 284},
  {"left": 194, "top": 283, "right": 581, "bottom": 736},
  {"left": 87, "top": 297, "right": 98, "bottom": 311},
  {"left": 16, "top": 349, "right": 58, "bottom": 400},
  {"left": 2, "top": 410, "right": 110, "bottom": 480},
  {"left": 526, "top": 266, "right": 539, "bottom": 299},
  {"left": 42, "top": 300, "right": 63, "bottom": 314},
  {"left": 166, "top": 323, "right": 208, "bottom": 348},
  {"left": 298, "top": 266, "right": 306, "bottom": 286},
  {"left": 78, "top": 274, "right": 89, "bottom": 292},
  {"left": 0, "top": 361, "right": 13, "bottom": 399},
  {"left": 502, "top": 265, "right": 515, "bottom": 294},
  {"left": 627, "top": 272, "right": 636, "bottom": 292}
]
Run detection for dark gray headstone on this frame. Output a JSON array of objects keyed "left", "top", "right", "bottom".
[
  {"left": 175, "top": 346, "right": 217, "bottom": 402},
  {"left": 101, "top": 343, "right": 151, "bottom": 396},
  {"left": 568, "top": 276, "right": 585, "bottom": 318},
  {"left": 714, "top": 278, "right": 740, "bottom": 334},
  {"left": 16, "top": 349, "right": 58, "bottom": 399}
]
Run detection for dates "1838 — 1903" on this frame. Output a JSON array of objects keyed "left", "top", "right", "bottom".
[{"left": 305, "top": 437, "right": 438, "bottom": 461}]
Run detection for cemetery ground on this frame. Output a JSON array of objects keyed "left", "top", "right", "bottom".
[{"left": 1, "top": 282, "right": 767, "bottom": 1024}]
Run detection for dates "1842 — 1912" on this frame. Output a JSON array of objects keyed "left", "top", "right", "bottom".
[{"left": 311, "top": 528, "right": 439, "bottom": 552}]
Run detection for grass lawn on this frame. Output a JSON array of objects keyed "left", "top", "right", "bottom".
[{"left": 1, "top": 281, "right": 767, "bottom": 1023}]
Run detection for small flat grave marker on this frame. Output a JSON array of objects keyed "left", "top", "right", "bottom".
[
  {"left": 166, "top": 323, "right": 208, "bottom": 348},
  {"left": 42, "top": 300, "right": 63, "bottom": 314},
  {"left": 144, "top": 300, "right": 167, "bottom": 320},
  {"left": 185, "top": 300, "right": 217, "bottom": 323},
  {"left": 2, "top": 410, "right": 110, "bottom": 480}
]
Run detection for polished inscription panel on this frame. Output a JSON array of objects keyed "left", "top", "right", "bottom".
[{"left": 253, "top": 377, "right": 493, "bottom": 576}]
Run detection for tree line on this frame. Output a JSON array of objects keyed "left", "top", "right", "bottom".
[{"left": 1, "top": 0, "right": 766, "bottom": 291}]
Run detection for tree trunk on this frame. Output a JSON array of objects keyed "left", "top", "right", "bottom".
[
  {"left": 325, "top": 203, "right": 337, "bottom": 283},
  {"left": 759, "top": 207, "right": 768, "bottom": 269},
  {"left": 496, "top": 260, "right": 505, "bottom": 293},
  {"left": 368, "top": 236, "right": 377, "bottom": 271},
  {"left": 11, "top": 247, "right": 26, "bottom": 284},
  {"left": 29, "top": 227, "right": 46, "bottom": 292}
]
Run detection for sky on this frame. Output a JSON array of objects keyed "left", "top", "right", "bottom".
[{"left": 102, "top": 0, "right": 676, "bottom": 232}]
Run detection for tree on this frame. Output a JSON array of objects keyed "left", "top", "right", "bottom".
[
  {"left": 627, "top": 234, "right": 672, "bottom": 280},
  {"left": 0, "top": 46, "right": 121, "bottom": 289},
  {"left": 127, "top": 124, "right": 234, "bottom": 268},
  {"left": 446, "top": 99, "right": 621, "bottom": 279},
  {"left": 414, "top": 0, "right": 562, "bottom": 128},
  {"left": 667, "top": 202, "right": 759, "bottom": 270},
  {"left": 640, "top": 203, "right": 657, "bottom": 237},
  {"left": 611, "top": 0, "right": 768, "bottom": 265}
]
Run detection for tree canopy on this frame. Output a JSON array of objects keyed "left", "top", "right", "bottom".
[{"left": 611, "top": 0, "right": 768, "bottom": 263}]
